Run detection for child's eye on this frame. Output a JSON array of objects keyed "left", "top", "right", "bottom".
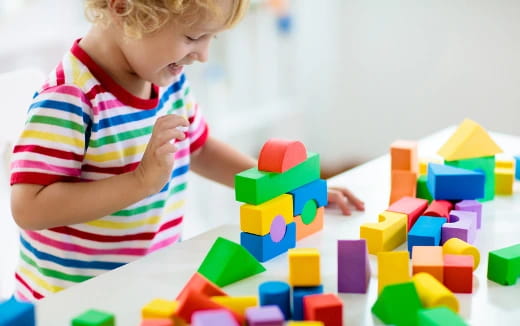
[{"left": 185, "top": 35, "right": 198, "bottom": 41}]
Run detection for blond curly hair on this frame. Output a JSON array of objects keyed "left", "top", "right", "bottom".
[{"left": 85, "top": 0, "right": 249, "bottom": 39}]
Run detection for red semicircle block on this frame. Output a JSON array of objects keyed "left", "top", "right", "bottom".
[{"left": 258, "top": 139, "right": 307, "bottom": 173}]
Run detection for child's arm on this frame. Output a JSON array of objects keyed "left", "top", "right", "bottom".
[{"left": 11, "top": 114, "right": 189, "bottom": 230}]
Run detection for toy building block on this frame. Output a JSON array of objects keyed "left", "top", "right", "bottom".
[
  {"left": 210, "top": 296, "right": 258, "bottom": 316},
  {"left": 303, "top": 293, "right": 343, "bottom": 326},
  {"left": 389, "top": 170, "right": 417, "bottom": 205},
  {"left": 515, "top": 155, "right": 520, "bottom": 180},
  {"left": 417, "top": 307, "right": 468, "bottom": 326},
  {"left": 258, "top": 281, "right": 291, "bottom": 320},
  {"left": 0, "top": 297, "right": 35, "bottom": 326},
  {"left": 377, "top": 251, "right": 410, "bottom": 293},
  {"left": 72, "top": 309, "right": 115, "bottom": 326},
  {"left": 391, "top": 139, "right": 418, "bottom": 173},
  {"left": 407, "top": 216, "right": 447, "bottom": 255},
  {"left": 176, "top": 272, "right": 227, "bottom": 301},
  {"left": 442, "top": 238, "right": 480, "bottom": 270},
  {"left": 292, "top": 285, "right": 324, "bottom": 321},
  {"left": 387, "top": 196, "right": 428, "bottom": 231},
  {"left": 192, "top": 309, "right": 239, "bottom": 326},
  {"left": 360, "top": 211, "right": 407, "bottom": 254},
  {"left": 437, "top": 118, "right": 502, "bottom": 161},
  {"left": 140, "top": 319, "right": 173, "bottom": 326},
  {"left": 258, "top": 139, "right": 307, "bottom": 173},
  {"left": 427, "top": 163, "right": 485, "bottom": 200},
  {"left": 419, "top": 157, "right": 442, "bottom": 176},
  {"left": 487, "top": 243, "right": 520, "bottom": 285},
  {"left": 412, "top": 272, "right": 459, "bottom": 313},
  {"left": 423, "top": 200, "right": 453, "bottom": 219},
  {"left": 245, "top": 305, "right": 284, "bottom": 326},
  {"left": 371, "top": 282, "right": 422, "bottom": 326},
  {"left": 241, "top": 222, "right": 296, "bottom": 262},
  {"left": 416, "top": 175, "right": 433, "bottom": 203},
  {"left": 294, "top": 207, "right": 324, "bottom": 241},
  {"left": 412, "top": 246, "right": 444, "bottom": 283},
  {"left": 337, "top": 239, "right": 370, "bottom": 293},
  {"left": 235, "top": 153, "right": 320, "bottom": 205},
  {"left": 495, "top": 156, "right": 515, "bottom": 169},
  {"left": 454, "top": 200, "right": 482, "bottom": 229},
  {"left": 240, "top": 194, "right": 294, "bottom": 236},
  {"left": 287, "top": 322, "right": 324, "bottom": 326},
  {"left": 141, "top": 298, "right": 177, "bottom": 320},
  {"left": 198, "top": 237, "right": 266, "bottom": 287},
  {"left": 495, "top": 167, "right": 514, "bottom": 196},
  {"left": 443, "top": 254, "right": 474, "bottom": 293},
  {"left": 288, "top": 248, "right": 321, "bottom": 286},
  {"left": 288, "top": 179, "right": 328, "bottom": 217},
  {"left": 445, "top": 156, "right": 495, "bottom": 201},
  {"left": 441, "top": 210, "right": 477, "bottom": 245}
]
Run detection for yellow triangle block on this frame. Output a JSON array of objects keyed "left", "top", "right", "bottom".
[{"left": 437, "top": 119, "right": 502, "bottom": 160}]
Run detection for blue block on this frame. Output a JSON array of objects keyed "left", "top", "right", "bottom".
[
  {"left": 259, "top": 281, "right": 291, "bottom": 320},
  {"left": 408, "top": 216, "right": 447, "bottom": 255},
  {"left": 241, "top": 222, "right": 296, "bottom": 262},
  {"left": 515, "top": 155, "right": 520, "bottom": 180},
  {"left": 427, "top": 163, "right": 485, "bottom": 200},
  {"left": 288, "top": 179, "right": 328, "bottom": 215},
  {"left": 292, "top": 285, "right": 324, "bottom": 321},
  {"left": 0, "top": 297, "right": 35, "bottom": 326}
]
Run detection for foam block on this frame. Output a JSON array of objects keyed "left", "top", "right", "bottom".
[
  {"left": 442, "top": 238, "right": 480, "bottom": 270},
  {"left": 287, "top": 322, "right": 324, "bottom": 326},
  {"left": 288, "top": 179, "right": 328, "bottom": 216},
  {"left": 515, "top": 155, "right": 520, "bottom": 180},
  {"left": 441, "top": 210, "right": 477, "bottom": 245},
  {"left": 387, "top": 196, "right": 428, "bottom": 231},
  {"left": 371, "top": 282, "right": 422, "bottom": 326},
  {"left": 412, "top": 272, "right": 459, "bottom": 313},
  {"left": 72, "top": 309, "right": 115, "bottom": 326},
  {"left": 210, "top": 296, "right": 258, "bottom": 316},
  {"left": 427, "top": 163, "right": 485, "bottom": 200},
  {"left": 198, "top": 237, "right": 265, "bottom": 287},
  {"left": 192, "top": 309, "right": 238, "bottom": 326},
  {"left": 443, "top": 254, "right": 474, "bottom": 293},
  {"left": 377, "top": 251, "right": 410, "bottom": 293},
  {"left": 141, "top": 299, "right": 177, "bottom": 320},
  {"left": 418, "top": 307, "right": 468, "bottom": 326},
  {"left": 294, "top": 207, "right": 324, "bottom": 241},
  {"left": 390, "top": 139, "right": 418, "bottom": 173},
  {"left": 416, "top": 174, "right": 434, "bottom": 203},
  {"left": 487, "top": 243, "right": 520, "bottom": 285},
  {"left": 258, "top": 139, "right": 307, "bottom": 173},
  {"left": 245, "top": 305, "right": 284, "bottom": 325},
  {"left": 303, "top": 294, "right": 343, "bottom": 326},
  {"left": 337, "top": 239, "right": 370, "bottom": 293},
  {"left": 412, "top": 246, "right": 444, "bottom": 283},
  {"left": 423, "top": 200, "right": 453, "bottom": 218},
  {"left": 292, "top": 285, "right": 324, "bottom": 321},
  {"left": 240, "top": 194, "right": 294, "bottom": 236},
  {"left": 0, "top": 297, "right": 35, "bottom": 326},
  {"left": 140, "top": 319, "right": 173, "bottom": 326},
  {"left": 235, "top": 153, "right": 320, "bottom": 205},
  {"left": 495, "top": 167, "right": 514, "bottom": 196},
  {"left": 258, "top": 281, "right": 291, "bottom": 320},
  {"left": 240, "top": 222, "right": 296, "bottom": 262},
  {"left": 408, "top": 216, "right": 447, "bottom": 256},
  {"left": 454, "top": 200, "right": 482, "bottom": 229},
  {"left": 288, "top": 248, "right": 321, "bottom": 286},
  {"left": 389, "top": 170, "right": 418, "bottom": 205},
  {"left": 360, "top": 211, "right": 407, "bottom": 254},
  {"left": 445, "top": 156, "right": 495, "bottom": 201}
]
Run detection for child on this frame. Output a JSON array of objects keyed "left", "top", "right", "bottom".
[{"left": 9, "top": 0, "right": 364, "bottom": 301}]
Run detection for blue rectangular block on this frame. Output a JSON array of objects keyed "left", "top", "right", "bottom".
[
  {"left": 427, "top": 163, "right": 485, "bottom": 200},
  {"left": 0, "top": 297, "right": 35, "bottom": 326},
  {"left": 515, "top": 155, "right": 520, "bottom": 180},
  {"left": 241, "top": 222, "right": 296, "bottom": 262},
  {"left": 288, "top": 179, "right": 328, "bottom": 215},
  {"left": 407, "top": 216, "right": 447, "bottom": 256},
  {"left": 292, "top": 285, "right": 324, "bottom": 320}
]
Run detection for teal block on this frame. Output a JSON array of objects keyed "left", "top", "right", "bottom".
[
  {"left": 416, "top": 175, "right": 433, "bottom": 203},
  {"left": 241, "top": 222, "right": 296, "bottom": 262},
  {"left": 515, "top": 155, "right": 520, "bottom": 180},
  {"left": 408, "top": 216, "right": 447, "bottom": 256},
  {"left": 418, "top": 307, "right": 468, "bottom": 326},
  {"left": 427, "top": 163, "right": 485, "bottom": 200},
  {"left": 445, "top": 156, "right": 495, "bottom": 201},
  {"left": 288, "top": 179, "right": 328, "bottom": 216},
  {"left": 235, "top": 153, "right": 320, "bottom": 205},
  {"left": 487, "top": 243, "right": 520, "bottom": 285},
  {"left": 372, "top": 282, "right": 423, "bottom": 326},
  {"left": 0, "top": 297, "right": 35, "bottom": 326}
]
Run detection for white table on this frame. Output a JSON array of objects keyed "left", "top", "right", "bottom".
[{"left": 36, "top": 127, "right": 520, "bottom": 325}]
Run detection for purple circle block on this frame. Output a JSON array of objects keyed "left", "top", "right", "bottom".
[{"left": 270, "top": 215, "right": 287, "bottom": 243}]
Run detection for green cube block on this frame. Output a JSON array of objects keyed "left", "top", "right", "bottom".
[
  {"left": 418, "top": 307, "right": 468, "bottom": 326},
  {"left": 487, "top": 243, "right": 520, "bottom": 285},
  {"left": 372, "top": 282, "right": 423, "bottom": 326},
  {"left": 445, "top": 156, "right": 495, "bottom": 201},
  {"left": 72, "top": 309, "right": 115, "bottom": 326}
]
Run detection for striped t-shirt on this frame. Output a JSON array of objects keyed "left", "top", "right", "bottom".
[{"left": 10, "top": 39, "right": 208, "bottom": 301}]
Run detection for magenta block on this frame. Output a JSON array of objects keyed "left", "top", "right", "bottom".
[
  {"left": 191, "top": 309, "right": 238, "bottom": 326},
  {"left": 245, "top": 305, "right": 284, "bottom": 326},
  {"left": 441, "top": 210, "right": 477, "bottom": 244},
  {"left": 455, "top": 200, "right": 482, "bottom": 229},
  {"left": 337, "top": 239, "right": 370, "bottom": 293}
]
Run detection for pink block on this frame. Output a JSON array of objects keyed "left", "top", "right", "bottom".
[{"left": 387, "top": 196, "right": 428, "bottom": 231}]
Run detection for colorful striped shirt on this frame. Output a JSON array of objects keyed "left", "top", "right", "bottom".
[{"left": 10, "top": 39, "right": 208, "bottom": 300}]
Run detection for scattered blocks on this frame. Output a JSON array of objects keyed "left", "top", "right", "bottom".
[
  {"left": 245, "top": 305, "right": 285, "bottom": 326},
  {"left": 412, "top": 246, "right": 444, "bottom": 283},
  {"left": 454, "top": 200, "right": 482, "bottom": 229},
  {"left": 427, "top": 163, "right": 485, "bottom": 200},
  {"left": 441, "top": 210, "right": 477, "bottom": 245},
  {"left": 360, "top": 211, "right": 407, "bottom": 254},
  {"left": 240, "top": 222, "right": 296, "bottom": 262},
  {"left": 303, "top": 293, "right": 343, "bottom": 326},
  {"left": 423, "top": 200, "right": 453, "bottom": 219},
  {"left": 294, "top": 207, "right": 324, "bottom": 241},
  {"left": 443, "top": 254, "right": 474, "bottom": 293},
  {"left": 258, "top": 139, "right": 307, "bottom": 173},
  {"left": 259, "top": 281, "right": 291, "bottom": 320},
  {"left": 337, "top": 239, "right": 370, "bottom": 293},
  {"left": 442, "top": 238, "right": 480, "bottom": 270},
  {"left": 412, "top": 272, "right": 459, "bottom": 313},
  {"left": 240, "top": 194, "right": 294, "bottom": 236},
  {"left": 288, "top": 248, "right": 321, "bottom": 286},
  {"left": 192, "top": 309, "right": 238, "bottom": 326},
  {"left": 408, "top": 216, "right": 447, "bottom": 255},
  {"left": 418, "top": 307, "right": 468, "bottom": 326},
  {"left": 387, "top": 196, "right": 428, "bottom": 231},
  {"left": 371, "top": 282, "right": 422, "bottom": 326},
  {"left": 495, "top": 167, "right": 514, "bottom": 196},
  {"left": 0, "top": 297, "right": 35, "bottom": 326},
  {"left": 487, "top": 243, "right": 520, "bottom": 285},
  {"left": 72, "top": 309, "right": 115, "bottom": 326},
  {"left": 391, "top": 140, "right": 418, "bottom": 173},
  {"left": 292, "top": 285, "right": 324, "bottom": 321},
  {"left": 377, "top": 251, "right": 410, "bottom": 293}
]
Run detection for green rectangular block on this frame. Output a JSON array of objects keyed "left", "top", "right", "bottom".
[
  {"left": 418, "top": 307, "right": 468, "bottom": 326},
  {"left": 72, "top": 309, "right": 115, "bottom": 326},
  {"left": 445, "top": 156, "right": 495, "bottom": 201},
  {"left": 487, "top": 243, "right": 520, "bottom": 285},
  {"left": 235, "top": 152, "right": 320, "bottom": 205}
]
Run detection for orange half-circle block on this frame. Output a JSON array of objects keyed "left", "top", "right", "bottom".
[
  {"left": 294, "top": 206, "right": 324, "bottom": 241},
  {"left": 258, "top": 139, "right": 307, "bottom": 173}
]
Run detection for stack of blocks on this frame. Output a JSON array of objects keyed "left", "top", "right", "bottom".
[
  {"left": 235, "top": 139, "right": 328, "bottom": 262},
  {"left": 389, "top": 139, "right": 418, "bottom": 205}
]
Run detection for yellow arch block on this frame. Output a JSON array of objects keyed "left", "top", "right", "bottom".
[
  {"left": 412, "top": 272, "right": 459, "bottom": 313},
  {"left": 360, "top": 211, "right": 407, "bottom": 255},
  {"left": 210, "top": 296, "right": 258, "bottom": 316},
  {"left": 240, "top": 194, "right": 294, "bottom": 236},
  {"left": 378, "top": 251, "right": 410, "bottom": 293}
]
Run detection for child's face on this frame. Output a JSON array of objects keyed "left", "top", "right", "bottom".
[{"left": 119, "top": 0, "right": 233, "bottom": 87}]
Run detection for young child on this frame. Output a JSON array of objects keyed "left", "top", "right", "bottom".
[{"left": 9, "top": 0, "right": 364, "bottom": 301}]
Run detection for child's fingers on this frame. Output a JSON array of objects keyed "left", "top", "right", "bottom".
[
  {"left": 328, "top": 190, "right": 352, "bottom": 216},
  {"left": 332, "top": 186, "right": 365, "bottom": 211}
]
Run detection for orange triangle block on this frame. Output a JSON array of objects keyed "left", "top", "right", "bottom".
[{"left": 437, "top": 119, "right": 502, "bottom": 161}]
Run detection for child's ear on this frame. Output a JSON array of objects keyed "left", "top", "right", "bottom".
[{"left": 109, "top": 0, "right": 130, "bottom": 15}]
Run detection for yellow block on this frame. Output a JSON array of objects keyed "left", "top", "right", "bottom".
[
  {"left": 442, "top": 238, "right": 480, "bottom": 270},
  {"left": 288, "top": 248, "right": 321, "bottom": 286},
  {"left": 141, "top": 298, "right": 177, "bottom": 319},
  {"left": 437, "top": 118, "right": 502, "bottom": 161},
  {"left": 360, "top": 211, "right": 407, "bottom": 255},
  {"left": 287, "top": 322, "right": 324, "bottom": 326},
  {"left": 412, "top": 272, "right": 459, "bottom": 312},
  {"left": 211, "top": 296, "right": 258, "bottom": 316},
  {"left": 377, "top": 251, "right": 410, "bottom": 294},
  {"left": 495, "top": 168, "right": 514, "bottom": 195},
  {"left": 496, "top": 158, "right": 514, "bottom": 169},
  {"left": 240, "top": 194, "right": 294, "bottom": 236}
]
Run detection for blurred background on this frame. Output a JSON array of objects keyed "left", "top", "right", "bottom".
[{"left": 1, "top": 0, "right": 520, "bottom": 298}]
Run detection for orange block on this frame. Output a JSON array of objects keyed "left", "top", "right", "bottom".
[
  {"left": 412, "top": 246, "right": 444, "bottom": 283},
  {"left": 258, "top": 139, "right": 307, "bottom": 173},
  {"left": 294, "top": 207, "right": 324, "bottom": 241},
  {"left": 443, "top": 254, "right": 474, "bottom": 293},
  {"left": 391, "top": 140, "right": 418, "bottom": 173},
  {"left": 389, "top": 170, "right": 417, "bottom": 205},
  {"left": 176, "top": 273, "right": 227, "bottom": 302}
]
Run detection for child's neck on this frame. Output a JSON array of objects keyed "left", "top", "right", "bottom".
[{"left": 79, "top": 26, "right": 152, "bottom": 99}]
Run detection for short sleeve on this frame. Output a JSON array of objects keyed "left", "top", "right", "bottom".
[
  {"left": 10, "top": 84, "right": 92, "bottom": 185},
  {"left": 182, "top": 81, "right": 209, "bottom": 153}
]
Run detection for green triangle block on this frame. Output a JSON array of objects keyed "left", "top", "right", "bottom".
[
  {"left": 372, "top": 282, "right": 423, "bottom": 326},
  {"left": 198, "top": 237, "right": 266, "bottom": 287}
]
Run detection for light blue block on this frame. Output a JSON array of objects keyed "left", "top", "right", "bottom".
[
  {"left": 427, "top": 163, "right": 485, "bottom": 200},
  {"left": 0, "top": 297, "right": 35, "bottom": 326},
  {"left": 288, "top": 179, "right": 328, "bottom": 215},
  {"left": 408, "top": 216, "right": 447, "bottom": 256},
  {"left": 241, "top": 222, "right": 296, "bottom": 262},
  {"left": 515, "top": 155, "right": 520, "bottom": 180}
]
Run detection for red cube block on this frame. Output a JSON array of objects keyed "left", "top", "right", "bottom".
[
  {"left": 303, "top": 293, "right": 343, "bottom": 326},
  {"left": 443, "top": 254, "right": 474, "bottom": 293}
]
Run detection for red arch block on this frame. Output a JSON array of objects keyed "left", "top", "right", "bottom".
[{"left": 258, "top": 139, "right": 307, "bottom": 173}]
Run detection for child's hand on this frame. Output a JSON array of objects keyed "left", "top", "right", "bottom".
[
  {"left": 134, "top": 114, "right": 189, "bottom": 194},
  {"left": 327, "top": 186, "right": 365, "bottom": 216}
]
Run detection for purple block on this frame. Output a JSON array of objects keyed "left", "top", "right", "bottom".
[
  {"left": 441, "top": 210, "right": 477, "bottom": 244},
  {"left": 455, "top": 200, "right": 483, "bottom": 229},
  {"left": 337, "top": 239, "right": 370, "bottom": 293},
  {"left": 245, "top": 305, "right": 284, "bottom": 326},
  {"left": 192, "top": 309, "right": 238, "bottom": 326}
]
